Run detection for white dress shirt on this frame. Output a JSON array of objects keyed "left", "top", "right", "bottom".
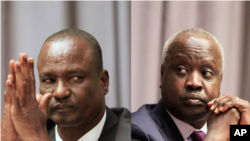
[
  {"left": 55, "top": 110, "right": 107, "bottom": 141},
  {"left": 166, "top": 109, "right": 207, "bottom": 141}
]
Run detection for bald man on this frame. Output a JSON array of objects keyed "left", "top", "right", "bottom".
[
  {"left": 1, "top": 29, "right": 131, "bottom": 141},
  {"left": 132, "top": 28, "right": 250, "bottom": 141}
]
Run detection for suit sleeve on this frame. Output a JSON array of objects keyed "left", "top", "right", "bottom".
[{"left": 132, "top": 120, "right": 151, "bottom": 141}]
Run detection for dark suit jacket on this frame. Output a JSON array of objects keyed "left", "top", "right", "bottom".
[
  {"left": 132, "top": 99, "right": 184, "bottom": 141},
  {"left": 47, "top": 107, "right": 131, "bottom": 141}
]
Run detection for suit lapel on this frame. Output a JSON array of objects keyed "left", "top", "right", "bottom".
[
  {"left": 150, "top": 99, "right": 184, "bottom": 141},
  {"left": 46, "top": 118, "right": 56, "bottom": 141},
  {"left": 98, "top": 107, "right": 119, "bottom": 141}
]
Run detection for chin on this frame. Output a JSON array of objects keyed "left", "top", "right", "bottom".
[
  {"left": 50, "top": 115, "right": 84, "bottom": 127},
  {"left": 181, "top": 106, "right": 209, "bottom": 120}
]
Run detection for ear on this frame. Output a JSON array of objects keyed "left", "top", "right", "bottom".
[
  {"left": 100, "top": 69, "right": 109, "bottom": 95},
  {"left": 220, "top": 74, "right": 223, "bottom": 83},
  {"left": 160, "top": 64, "right": 165, "bottom": 88}
]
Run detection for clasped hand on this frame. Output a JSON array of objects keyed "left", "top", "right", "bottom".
[
  {"left": 1, "top": 53, "right": 52, "bottom": 141},
  {"left": 204, "top": 94, "right": 250, "bottom": 141}
]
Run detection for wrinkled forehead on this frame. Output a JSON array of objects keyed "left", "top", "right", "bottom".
[
  {"left": 38, "top": 39, "right": 92, "bottom": 67},
  {"left": 168, "top": 34, "right": 221, "bottom": 61}
]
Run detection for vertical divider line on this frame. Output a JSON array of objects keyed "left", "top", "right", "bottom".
[{"left": 113, "top": 1, "right": 120, "bottom": 107}]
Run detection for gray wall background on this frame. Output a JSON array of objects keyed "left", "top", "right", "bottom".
[
  {"left": 131, "top": 1, "right": 250, "bottom": 112},
  {"left": 1, "top": 1, "right": 131, "bottom": 117}
]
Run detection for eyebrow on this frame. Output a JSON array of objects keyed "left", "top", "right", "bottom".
[{"left": 39, "top": 67, "right": 87, "bottom": 77}]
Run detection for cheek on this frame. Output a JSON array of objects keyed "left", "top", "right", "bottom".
[
  {"left": 203, "top": 82, "right": 220, "bottom": 101},
  {"left": 71, "top": 83, "right": 94, "bottom": 103},
  {"left": 71, "top": 78, "right": 102, "bottom": 104},
  {"left": 162, "top": 74, "right": 186, "bottom": 98},
  {"left": 39, "top": 84, "right": 53, "bottom": 94}
]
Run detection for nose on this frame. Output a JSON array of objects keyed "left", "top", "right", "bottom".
[
  {"left": 185, "top": 71, "right": 203, "bottom": 91},
  {"left": 53, "top": 80, "right": 71, "bottom": 99}
]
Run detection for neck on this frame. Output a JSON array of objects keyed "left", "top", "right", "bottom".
[
  {"left": 57, "top": 108, "right": 105, "bottom": 141},
  {"left": 186, "top": 116, "right": 207, "bottom": 129}
]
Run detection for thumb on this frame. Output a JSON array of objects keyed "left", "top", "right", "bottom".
[
  {"left": 38, "top": 93, "right": 53, "bottom": 117},
  {"left": 207, "top": 99, "right": 216, "bottom": 106},
  {"left": 36, "top": 93, "right": 43, "bottom": 104}
]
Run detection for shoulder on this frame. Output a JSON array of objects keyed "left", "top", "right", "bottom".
[
  {"left": 99, "top": 107, "right": 131, "bottom": 141},
  {"left": 131, "top": 104, "right": 162, "bottom": 141},
  {"left": 109, "top": 107, "right": 131, "bottom": 120},
  {"left": 132, "top": 104, "right": 156, "bottom": 121}
]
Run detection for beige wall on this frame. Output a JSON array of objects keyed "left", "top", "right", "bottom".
[{"left": 131, "top": 1, "right": 250, "bottom": 112}]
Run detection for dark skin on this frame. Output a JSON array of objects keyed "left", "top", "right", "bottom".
[
  {"left": 161, "top": 34, "right": 223, "bottom": 129},
  {"left": 161, "top": 34, "right": 250, "bottom": 140},
  {"left": 1, "top": 55, "right": 52, "bottom": 141},
  {"left": 1, "top": 60, "right": 20, "bottom": 141},
  {"left": 37, "top": 38, "right": 109, "bottom": 141},
  {"left": 208, "top": 94, "right": 250, "bottom": 125},
  {"left": 1, "top": 38, "right": 109, "bottom": 141},
  {"left": 204, "top": 108, "right": 240, "bottom": 141}
]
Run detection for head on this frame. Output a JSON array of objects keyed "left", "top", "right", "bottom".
[
  {"left": 160, "top": 28, "right": 224, "bottom": 128},
  {"left": 37, "top": 29, "right": 109, "bottom": 127}
]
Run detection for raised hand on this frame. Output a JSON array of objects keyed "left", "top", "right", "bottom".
[
  {"left": 204, "top": 108, "right": 240, "bottom": 141},
  {"left": 1, "top": 60, "right": 20, "bottom": 141},
  {"left": 8, "top": 53, "right": 52, "bottom": 141},
  {"left": 208, "top": 94, "right": 250, "bottom": 125}
]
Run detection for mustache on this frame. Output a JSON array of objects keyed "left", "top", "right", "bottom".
[{"left": 180, "top": 93, "right": 208, "bottom": 104}]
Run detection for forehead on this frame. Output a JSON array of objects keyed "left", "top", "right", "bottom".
[
  {"left": 38, "top": 38, "right": 93, "bottom": 71},
  {"left": 168, "top": 34, "right": 221, "bottom": 62}
]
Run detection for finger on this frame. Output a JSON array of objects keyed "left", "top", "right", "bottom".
[
  {"left": 2, "top": 80, "right": 19, "bottom": 140},
  {"left": 14, "top": 61, "right": 26, "bottom": 105},
  {"left": 210, "top": 98, "right": 219, "bottom": 111},
  {"left": 28, "top": 58, "right": 36, "bottom": 100},
  {"left": 6, "top": 78, "right": 19, "bottom": 108},
  {"left": 39, "top": 93, "right": 53, "bottom": 117},
  {"left": 20, "top": 53, "right": 32, "bottom": 97},
  {"left": 8, "top": 60, "right": 16, "bottom": 84},
  {"left": 234, "top": 99, "right": 250, "bottom": 112},
  {"left": 20, "top": 53, "right": 30, "bottom": 79},
  {"left": 4, "top": 78, "right": 12, "bottom": 106},
  {"left": 210, "top": 94, "right": 229, "bottom": 111},
  {"left": 208, "top": 99, "right": 216, "bottom": 106},
  {"left": 219, "top": 101, "right": 235, "bottom": 112},
  {"left": 36, "top": 93, "right": 43, "bottom": 104},
  {"left": 214, "top": 95, "right": 232, "bottom": 114}
]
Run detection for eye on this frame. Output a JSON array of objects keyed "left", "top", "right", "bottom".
[
  {"left": 42, "top": 78, "right": 54, "bottom": 84},
  {"left": 202, "top": 71, "right": 213, "bottom": 78},
  {"left": 71, "top": 76, "right": 83, "bottom": 81},
  {"left": 177, "top": 67, "right": 188, "bottom": 74}
]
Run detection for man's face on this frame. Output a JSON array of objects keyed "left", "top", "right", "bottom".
[
  {"left": 37, "top": 38, "right": 107, "bottom": 127},
  {"left": 161, "top": 34, "right": 222, "bottom": 123}
]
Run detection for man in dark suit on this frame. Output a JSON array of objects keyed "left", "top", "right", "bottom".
[
  {"left": 1, "top": 29, "right": 131, "bottom": 141},
  {"left": 132, "top": 28, "right": 250, "bottom": 141}
]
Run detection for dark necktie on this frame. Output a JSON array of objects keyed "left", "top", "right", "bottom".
[{"left": 190, "top": 131, "right": 205, "bottom": 141}]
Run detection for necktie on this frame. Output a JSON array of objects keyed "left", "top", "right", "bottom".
[{"left": 190, "top": 131, "right": 205, "bottom": 141}]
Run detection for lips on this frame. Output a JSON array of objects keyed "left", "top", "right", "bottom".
[
  {"left": 53, "top": 104, "right": 75, "bottom": 113},
  {"left": 184, "top": 98, "right": 203, "bottom": 105},
  {"left": 181, "top": 93, "right": 207, "bottom": 106}
]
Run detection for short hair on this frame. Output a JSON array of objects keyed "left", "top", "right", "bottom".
[
  {"left": 162, "top": 28, "right": 225, "bottom": 73},
  {"left": 40, "top": 28, "right": 103, "bottom": 75}
]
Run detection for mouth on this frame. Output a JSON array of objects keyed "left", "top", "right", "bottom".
[
  {"left": 181, "top": 93, "right": 207, "bottom": 106},
  {"left": 53, "top": 104, "right": 75, "bottom": 113},
  {"left": 184, "top": 98, "right": 203, "bottom": 105}
]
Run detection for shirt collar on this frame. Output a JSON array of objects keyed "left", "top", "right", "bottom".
[
  {"left": 55, "top": 110, "right": 107, "bottom": 141},
  {"left": 166, "top": 109, "right": 207, "bottom": 140}
]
